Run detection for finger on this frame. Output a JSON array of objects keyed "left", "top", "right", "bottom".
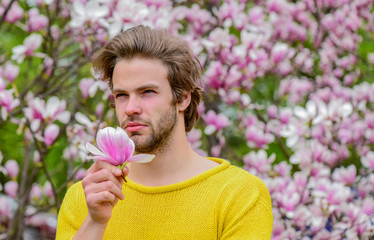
[
  {"left": 85, "top": 180, "right": 124, "bottom": 200},
  {"left": 86, "top": 191, "right": 117, "bottom": 206},
  {"left": 83, "top": 169, "right": 123, "bottom": 189},
  {"left": 122, "top": 166, "right": 129, "bottom": 178},
  {"left": 86, "top": 160, "right": 122, "bottom": 177}
]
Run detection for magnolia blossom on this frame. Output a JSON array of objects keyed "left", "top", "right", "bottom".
[
  {"left": 44, "top": 124, "right": 60, "bottom": 146},
  {"left": 27, "top": 8, "right": 48, "bottom": 32},
  {"left": 4, "top": 160, "right": 19, "bottom": 179},
  {"left": 203, "top": 110, "right": 230, "bottom": 135},
  {"left": 0, "top": 89, "right": 20, "bottom": 120},
  {"left": 4, "top": 181, "right": 18, "bottom": 198},
  {"left": 11, "top": 33, "right": 43, "bottom": 63},
  {"left": 24, "top": 96, "right": 70, "bottom": 131},
  {"left": 70, "top": 0, "right": 109, "bottom": 28},
  {"left": 86, "top": 127, "right": 155, "bottom": 167},
  {"left": 3, "top": 62, "right": 19, "bottom": 83},
  {"left": 1, "top": 1, "right": 23, "bottom": 23}
]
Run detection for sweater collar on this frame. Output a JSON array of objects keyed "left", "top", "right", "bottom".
[{"left": 123, "top": 158, "right": 230, "bottom": 194}]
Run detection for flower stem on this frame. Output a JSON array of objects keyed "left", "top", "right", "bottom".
[{"left": 118, "top": 162, "right": 128, "bottom": 182}]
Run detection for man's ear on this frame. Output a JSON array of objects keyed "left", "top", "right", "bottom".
[{"left": 177, "top": 92, "right": 191, "bottom": 112}]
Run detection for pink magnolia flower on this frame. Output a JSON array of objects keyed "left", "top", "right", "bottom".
[
  {"left": 44, "top": 124, "right": 59, "bottom": 146},
  {"left": 0, "top": 195, "right": 13, "bottom": 219},
  {"left": 75, "top": 169, "right": 87, "bottom": 180},
  {"left": 27, "top": 8, "right": 48, "bottom": 32},
  {"left": 79, "top": 78, "right": 98, "bottom": 98},
  {"left": 30, "top": 184, "right": 42, "bottom": 202},
  {"left": 203, "top": 110, "right": 230, "bottom": 135},
  {"left": 3, "top": 62, "right": 19, "bottom": 83},
  {"left": 5, "top": 180, "right": 18, "bottom": 198},
  {"left": 43, "top": 182, "right": 54, "bottom": 198},
  {"left": 4, "top": 160, "right": 19, "bottom": 179},
  {"left": 361, "top": 151, "right": 374, "bottom": 171},
  {"left": 24, "top": 96, "right": 70, "bottom": 131},
  {"left": 271, "top": 43, "right": 289, "bottom": 63},
  {"left": 86, "top": 127, "right": 155, "bottom": 168},
  {"left": 11, "top": 33, "right": 43, "bottom": 63},
  {"left": 332, "top": 165, "right": 356, "bottom": 185},
  {"left": 244, "top": 150, "right": 275, "bottom": 174},
  {"left": 1, "top": 1, "right": 23, "bottom": 23},
  {"left": 0, "top": 89, "right": 20, "bottom": 120},
  {"left": 69, "top": 0, "right": 109, "bottom": 28}
]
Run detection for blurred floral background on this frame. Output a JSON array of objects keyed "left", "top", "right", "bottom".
[{"left": 0, "top": 0, "right": 374, "bottom": 239}]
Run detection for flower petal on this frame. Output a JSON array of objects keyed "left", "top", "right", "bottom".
[
  {"left": 127, "top": 154, "right": 155, "bottom": 163},
  {"left": 86, "top": 142, "right": 109, "bottom": 158}
]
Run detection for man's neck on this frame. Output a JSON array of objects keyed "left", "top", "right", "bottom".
[{"left": 127, "top": 129, "right": 218, "bottom": 187}]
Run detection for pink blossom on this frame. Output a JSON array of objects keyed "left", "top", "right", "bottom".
[
  {"left": 271, "top": 43, "right": 289, "bottom": 63},
  {"left": 11, "top": 33, "right": 43, "bottom": 63},
  {"left": 361, "top": 151, "right": 374, "bottom": 171},
  {"left": 279, "top": 108, "right": 292, "bottom": 124},
  {"left": 44, "top": 124, "right": 60, "bottom": 146},
  {"left": 43, "top": 57, "right": 54, "bottom": 76},
  {"left": 79, "top": 78, "right": 98, "bottom": 98},
  {"left": 43, "top": 182, "right": 54, "bottom": 198},
  {"left": 4, "top": 160, "right": 19, "bottom": 179},
  {"left": 273, "top": 162, "right": 291, "bottom": 177},
  {"left": 3, "top": 62, "right": 19, "bottom": 83},
  {"left": 0, "top": 89, "right": 20, "bottom": 119},
  {"left": 278, "top": 77, "right": 314, "bottom": 104},
  {"left": 362, "top": 198, "right": 374, "bottom": 216},
  {"left": 63, "top": 145, "right": 79, "bottom": 160},
  {"left": 267, "top": 105, "right": 278, "bottom": 119},
  {"left": 332, "top": 165, "right": 356, "bottom": 185},
  {"left": 33, "top": 151, "right": 41, "bottom": 163},
  {"left": 244, "top": 150, "right": 275, "bottom": 174},
  {"left": 96, "top": 102, "right": 104, "bottom": 118},
  {"left": 203, "top": 110, "right": 230, "bottom": 135},
  {"left": 70, "top": 0, "right": 109, "bottom": 28},
  {"left": 86, "top": 127, "right": 155, "bottom": 166},
  {"left": 27, "top": 8, "right": 48, "bottom": 32},
  {"left": 249, "top": 6, "right": 264, "bottom": 25},
  {"left": 245, "top": 126, "right": 274, "bottom": 149},
  {"left": 30, "top": 184, "right": 42, "bottom": 202},
  {"left": 1, "top": 2, "right": 23, "bottom": 23},
  {"left": 24, "top": 96, "right": 71, "bottom": 131},
  {"left": 0, "top": 196, "right": 13, "bottom": 218},
  {"left": 4, "top": 181, "right": 18, "bottom": 198},
  {"left": 75, "top": 169, "right": 87, "bottom": 180}
]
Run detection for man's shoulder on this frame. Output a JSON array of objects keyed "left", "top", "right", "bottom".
[
  {"left": 209, "top": 157, "right": 264, "bottom": 185},
  {"left": 64, "top": 181, "right": 85, "bottom": 200},
  {"left": 210, "top": 158, "right": 270, "bottom": 201}
]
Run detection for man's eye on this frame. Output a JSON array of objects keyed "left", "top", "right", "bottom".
[
  {"left": 115, "top": 93, "right": 128, "bottom": 99},
  {"left": 144, "top": 90, "right": 155, "bottom": 94}
]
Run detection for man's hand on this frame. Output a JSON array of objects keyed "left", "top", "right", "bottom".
[
  {"left": 73, "top": 160, "right": 128, "bottom": 240},
  {"left": 83, "top": 160, "right": 128, "bottom": 223}
]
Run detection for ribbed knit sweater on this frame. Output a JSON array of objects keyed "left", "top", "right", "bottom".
[{"left": 56, "top": 158, "right": 273, "bottom": 239}]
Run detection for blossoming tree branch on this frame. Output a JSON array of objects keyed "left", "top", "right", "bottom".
[{"left": 0, "top": 0, "right": 373, "bottom": 239}]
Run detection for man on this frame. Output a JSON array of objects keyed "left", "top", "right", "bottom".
[{"left": 56, "top": 25, "right": 273, "bottom": 239}]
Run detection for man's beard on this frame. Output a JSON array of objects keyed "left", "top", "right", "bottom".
[{"left": 123, "top": 105, "right": 177, "bottom": 154}]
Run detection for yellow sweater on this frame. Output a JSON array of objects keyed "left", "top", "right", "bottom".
[{"left": 56, "top": 158, "right": 273, "bottom": 239}]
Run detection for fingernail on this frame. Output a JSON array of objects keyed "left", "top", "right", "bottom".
[{"left": 115, "top": 168, "right": 122, "bottom": 175}]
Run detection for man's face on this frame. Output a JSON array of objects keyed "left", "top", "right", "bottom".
[{"left": 112, "top": 57, "right": 177, "bottom": 154}]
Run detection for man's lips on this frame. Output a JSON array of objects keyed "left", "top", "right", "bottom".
[{"left": 125, "top": 122, "right": 147, "bottom": 132}]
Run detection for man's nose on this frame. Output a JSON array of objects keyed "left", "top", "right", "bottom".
[{"left": 125, "top": 95, "right": 141, "bottom": 116}]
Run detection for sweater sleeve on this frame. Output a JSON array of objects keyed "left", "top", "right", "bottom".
[
  {"left": 55, "top": 182, "right": 87, "bottom": 240},
  {"left": 220, "top": 174, "right": 273, "bottom": 240}
]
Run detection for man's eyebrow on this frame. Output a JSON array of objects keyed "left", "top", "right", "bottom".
[
  {"left": 112, "top": 84, "right": 160, "bottom": 94},
  {"left": 136, "top": 84, "right": 160, "bottom": 91}
]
